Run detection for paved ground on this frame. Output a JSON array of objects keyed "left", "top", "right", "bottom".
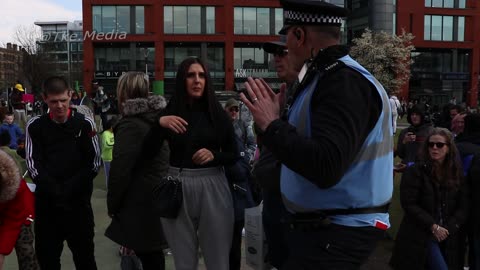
[{"left": 3, "top": 164, "right": 399, "bottom": 270}]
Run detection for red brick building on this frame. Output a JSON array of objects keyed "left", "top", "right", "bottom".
[
  {"left": 396, "top": 0, "right": 480, "bottom": 107},
  {"left": 82, "top": 0, "right": 283, "bottom": 96}
]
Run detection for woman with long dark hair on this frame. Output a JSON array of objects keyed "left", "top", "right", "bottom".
[
  {"left": 105, "top": 71, "right": 169, "bottom": 270},
  {"left": 390, "top": 128, "right": 469, "bottom": 270},
  {"left": 159, "top": 57, "right": 237, "bottom": 270}
]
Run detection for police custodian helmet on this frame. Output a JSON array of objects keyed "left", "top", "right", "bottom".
[{"left": 279, "top": 0, "right": 349, "bottom": 34}]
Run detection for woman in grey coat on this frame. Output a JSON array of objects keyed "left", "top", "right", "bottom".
[{"left": 105, "top": 72, "right": 170, "bottom": 270}]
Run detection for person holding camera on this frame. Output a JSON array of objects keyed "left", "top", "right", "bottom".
[{"left": 396, "top": 104, "right": 434, "bottom": 170}]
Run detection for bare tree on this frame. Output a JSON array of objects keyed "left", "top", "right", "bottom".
[
  {"left": 350, "top": 29, "right": 415, "bottom": 95},
  {"left": 13, "top": 25, "right": 54, "bottom": 94}
]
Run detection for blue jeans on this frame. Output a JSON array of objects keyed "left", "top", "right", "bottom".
[{"left": 427, "top": 240, "right": 448, "bottom": 270}]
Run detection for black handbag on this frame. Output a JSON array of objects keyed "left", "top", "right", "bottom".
[
  {"left": 152, "top": 173, "right": 183, "bottom": 219},
  {"left": 152, "top": 120, "right": 197, "bottom": 219}
]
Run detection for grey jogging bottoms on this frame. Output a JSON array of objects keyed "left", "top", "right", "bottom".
[{"left": 161, "top": 166, "right": 234, "bottom": 270}]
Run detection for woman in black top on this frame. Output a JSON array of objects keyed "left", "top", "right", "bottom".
[
  {"left": 159, "top": 57, "right": 237, "bottom": 270},
  {"left": 390, "top": 128, "right": 468, "bottom": 270}
]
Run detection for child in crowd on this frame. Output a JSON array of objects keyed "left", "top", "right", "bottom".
[
  {"left": 0, "top": 113, "right": 24, "bottom": 149},
  {"left": 101, "top": 117, "right": 117, "bottom": 187}
]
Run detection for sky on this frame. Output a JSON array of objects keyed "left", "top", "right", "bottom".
[{"left": 0, "top": 0, "right": 82, "bottom": 45}]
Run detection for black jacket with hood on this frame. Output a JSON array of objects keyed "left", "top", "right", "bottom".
[{"left": 396, "top": 104, "right": 434, "bottom": 164}]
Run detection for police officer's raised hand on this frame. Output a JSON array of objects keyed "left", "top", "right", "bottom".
[
  {"left": 240, "top": 77, "right": 286, "bottom": 131},
  {"left": 159, "top": 115, "right": 188, "bottom": 134}
]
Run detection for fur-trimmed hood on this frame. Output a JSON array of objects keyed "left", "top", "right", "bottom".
[
  {"left": 122, "top": 95, "right": 167, "bottom": 116},
  {"left": 0, "top": 150, "right": 21, "bottom": 203}
]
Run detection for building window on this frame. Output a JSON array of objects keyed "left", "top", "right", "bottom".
[
  {"left": 457, "top": 16, "right": 465, "bottom": 41},
  {"left": 116, "top": 6, "right": 130, "bottom": 33},
  {"left": 95, "top": 45, "right": 135, "bottom": 71},
  {"left": 425, "top": 0, "right": 466, "bottom": 8},
  {"left": 275, "top": 8, "right": 283, "bottom": 35},
  {"left": 164, "top": 46, "right": 202, "bottom": 74},
  {"left": 92, "top": 6, "right": 145, "bottom": 34},
  {"left": 206, "top": 7, "right": 215, "bottom": 34},
  {"left": 424, "top": 15, "right": 464, "bottom": 41},
  {"left": 234, "top": 47, "right": 264, "bottom": 69},
  {"left": 234, "top": 7, "right": 274, "bottom": 35},
  {"left": 135, "top": 6, "right": 145, "bottom": 34},
  {"left": 349, "top": 0, "right": 368, "bottom": 10},
  {"left": 135, "top": 47, "right": 155, "bottom": 72},
  {"left": 173, "top": 7, "right": 188, "bottom": 33},
  {"left": 207, "top": 47, "right": 225, "bottom": 72},
  {"left": 234, "top": 46, "right": 278, "bottom": 78},
  {"left": 164, "top": 6, "right": 214, "bottom": 34}
]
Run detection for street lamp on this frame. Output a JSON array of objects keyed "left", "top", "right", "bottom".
[{"left": 142, "top": 48, "right": 150, "bottom": 76}]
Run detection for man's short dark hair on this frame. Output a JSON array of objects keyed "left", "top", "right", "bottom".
[
  {"left": 309, "top": 25, "right": 341, "bottom": 40},
  {"left": 5, "top": 113, "right": 13, "bottom": 117},
  {"left": 0, "top": 131, "right": 11, "bottom": 147},
  {"left": 43, "top": 76, "right": 69, "bottom": 97}
]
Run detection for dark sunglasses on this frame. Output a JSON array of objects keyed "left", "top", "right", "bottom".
[
  {"left": 428, "top": 142, "right": 448, "bottom": 148},
  {"left": 229, "top": 107, "right": 239, "bottom": 112},
  {"left": 273, "top": 48, "right": 288, "bottom": 57}
]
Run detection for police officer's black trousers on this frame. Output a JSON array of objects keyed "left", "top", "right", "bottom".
[
  {"left": 281, "top": 223, "right": 384, "bottom": 270},
  {"left": 262, "top": 189, "right": 289, "bottom": 269},
  {"left": 135, "top": 251, "right": 165, "bottom": 270},
  {"left": 229, "top": 219, "right": 244, "bottom": 270},
  {"left": 35, "top": 202, "right": 97, "bottom": 270}
]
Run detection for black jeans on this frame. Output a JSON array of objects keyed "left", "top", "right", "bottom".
[
  {"left": 229, "top": 219, "right": 244, "bottom": 270},
  {"left": 135, "top": 251, "right": 165, "bottom": 270},
  {"left": 262, "top": 189, "right": 289, "bottom": 269},
  {"left": 35, "top": 202, "right": 97, "bottom": 270},
  {"left": 282, "top": 223, "right": 384, "bottom": 270}
]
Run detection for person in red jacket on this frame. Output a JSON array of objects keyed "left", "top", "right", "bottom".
[{"left": 0, "top": 149, "right": 38, "bottom": 270}]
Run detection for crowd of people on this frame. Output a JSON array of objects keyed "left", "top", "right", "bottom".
[
  {"left": 392, "top": 100, "right": 480, "bottom": 269},
  {"left": 0, "top": 0, "right": 479, "bottom": 270}
]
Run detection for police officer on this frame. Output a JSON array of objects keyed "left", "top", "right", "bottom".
[
  {"left": 240, "top": 0, "right": 394, "bottom": 269},
  {"left": 252, "top": 36, "right": 298, "bottom": 268}
]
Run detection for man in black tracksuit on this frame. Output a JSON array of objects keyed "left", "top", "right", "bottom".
[{"left": 26, "top": 76, "right": 101, "bottom": 270}]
